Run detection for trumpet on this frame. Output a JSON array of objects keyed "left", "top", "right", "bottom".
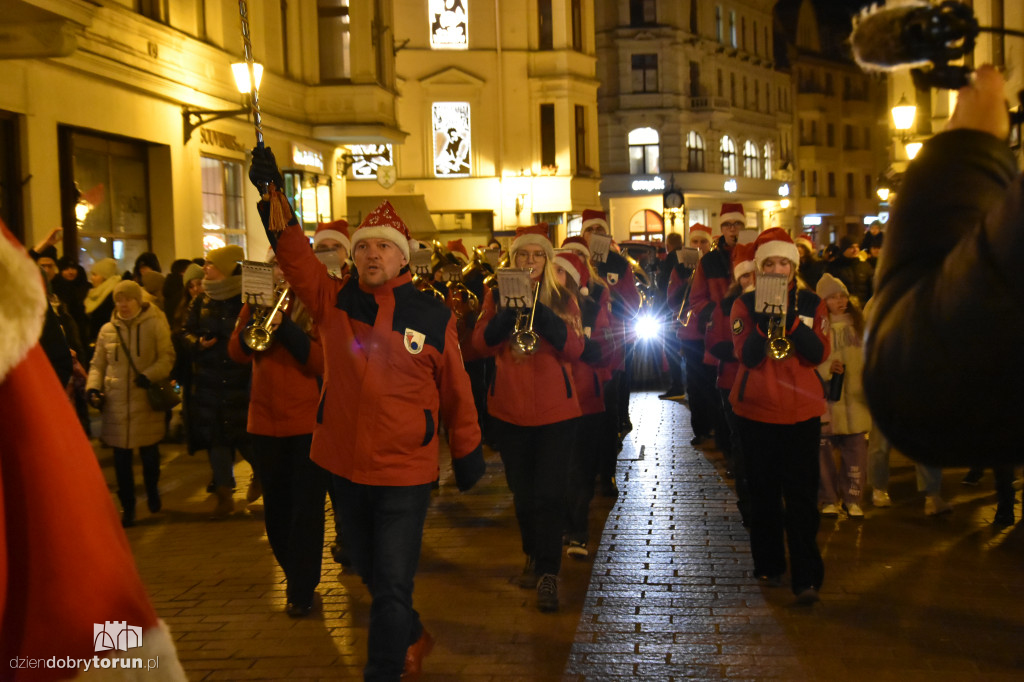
[
  {"left": 510, "top": 281, "right": 542, "bottom": 356},
  {"left": 243, "top": 284, "right": 290, "bottom": 352},
  {"left": 765, "top": 314, "right": 792, "bottom": 360}
]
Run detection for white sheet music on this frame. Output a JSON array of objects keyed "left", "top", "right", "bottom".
[
  {"left": 495, "top": 268, "right": 534, "bottom": 308},
  {"left": 410, "top": 248, "right": 433, "bottom": 277},
  {"left": 754, "top": 273, "right": 789, "bottom": 317},
  {"left": 678, "top": 247, "right": 700, "bottom": 268},
  {"left": 588, "top": 233, "right": 611, "bottom": 263},
  {"left": 242, "top": 261, "right": 276, "bottom": 308}
]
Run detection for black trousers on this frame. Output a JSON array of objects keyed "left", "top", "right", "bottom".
[
  {"left": 680, "top": 339, "right": 717, "bottom": 439},
  {"left": 720, "top": 389, "right": 751, "bottom": 525},
  {"left": 251, "top": 433, "right": 328, "bottom": 607},
  {"left": 494, "top": 417, "right": 578, "bottom": 577},
  {"left": 565, "top": 412, "right": 608, "bottom": 543},
  {"left": 736, "top": 415, "right": 824, "bottom": 594},
  {"left": 112, "top": 444, "right": 160, "bottom": 513}
]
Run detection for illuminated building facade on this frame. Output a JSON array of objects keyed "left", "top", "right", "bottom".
[
  {"left": 343, "top": 0, "right": 601, "bottom": 247},
  {"left": 595, "top": 0, "right": 794, "bottom": 243}
]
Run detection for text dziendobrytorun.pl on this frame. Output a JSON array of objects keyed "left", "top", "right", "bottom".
[{"left": 9, "top": 655, "right": 160, "bottom": 672}]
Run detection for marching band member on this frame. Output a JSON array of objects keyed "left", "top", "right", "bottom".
[
  {"left": 227, "top": 250, "right": 328, "bottom": 618},
  {"left": 312, "top": 218, "right": 352, "bottom": 278},
  {"left": 728, "top": 228, "right": 830, "bottom": 605},
  {"left": 662, "top": 224, "right": 715, "bottom": 400},
  {"left": 706, "top": 242, "right": 757, "bottom": 525},
  {"left": 473, "top": 223, "right": 585, "bottom": 613},
  {"left": 680, "top": 206, "right": 744, "bottom": 449},
  {"left": 554, "top": 250, "right": 613, "bottom": 561},
  {"left": 249, "top": 146, "right": 484, "bottom": 680}
]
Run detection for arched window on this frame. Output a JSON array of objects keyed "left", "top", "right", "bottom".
[
  {"left": 686, "top": 131, "right": 705, "bottom": 172},
  {"left": 628, "top": 127, "right": 660, "bottom": 174},
  {"left": 763, "top": 142, "right": 774, "bottom": 179},
  {"left": 720, "top": 135, "right": 737, "bottom": 176},
  {"left": 742, "top": 140, "right": 761, "bottom": 178}
]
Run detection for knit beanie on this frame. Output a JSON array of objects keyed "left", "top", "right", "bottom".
[
  {"left": 816, "top": 273, "right": 849, "bottom": 300},
  {"left": 205, "top": 245, "right": 245, "bottom": 277},
  {"left": 753, "top": 228, "right": 800, "bottom": 272},
  {"left": 182, "top": 263, "right": 204, "bottom": 285},
  {"left": 141, "top": 270, "right": 165, "bottom": 296},
  {"left": 350, "top": 201, "right": 413, "bottom": 261},
  {"left": 90, "top": 258, "right": 120, "bottom": 282},
  {"left": 112, "top": 279, "right": 144, "bottom": 303}
]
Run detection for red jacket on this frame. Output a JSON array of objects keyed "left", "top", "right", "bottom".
[
  {"left": 706, "top": 291, "right": 740, "bottom": 390},
  {"left": 273, "top": 222, "right": 481, "bottom": 486},
  {"left": 569, "top": 285, "right": 613, "bottom": 415},
  {"left": 678, "top": 239, "right": 734, "bottom": 347},
  {"left": 472, "top": 289, "right": 584, "bottom": 426},
  {"left": 728, "top": 285, "right": 830, "bottom": 424},
  {"left": 228, "top": 303, "right": 324, "bottom": 437}
]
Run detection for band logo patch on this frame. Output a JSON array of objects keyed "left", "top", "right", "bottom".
[
  {"left": 404, "top": 328, "right": 426, "bottom": 354},
  {"left": 732, "top": 318, "right": 744, "bottom": 335},
  {"left": 606, "top": 272, "right": 619, "bottom": 286}
]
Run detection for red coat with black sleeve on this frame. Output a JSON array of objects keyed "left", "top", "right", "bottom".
[
  {"left": 706, "top": 291, "right": 740, "bottom": 391},
  {"left": 228, "top": 304, "right": 324, "bottom": 438},
  {"left": 728, "top": 284, "right": 830, "bottom": 425},
  {"left": 678, "top": 238, "right": 734, "bottom": 345},
  {"left": 270, "top": 215, "right": 482, "bottom": 488},
  {"left": 569, "top": 284, "right": 613, "bottom": 415},
  {"left": 472, "top": 288, "right": 584, "bottom": 426}
]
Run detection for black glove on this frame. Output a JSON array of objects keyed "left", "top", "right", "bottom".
[
  {"left": 87, "top": 389, "right": 105, "bottom": 409},
  {"left": 580, "top": 337, "right": 603, "bottom": 365},
  {"left": 248, "top": 145, "right": 284, "bottom": 191},
  {"left": 134, "top": 374, "right": 152, "bottom": 389},
  {"left": 452, "top": 444, "right": 486, "bottom": 491},
  {"left": 532, "top": 302, "right": 568, "bottom": 351},
  {"left": 483, "top": 306, "right": 518, "bottom": 347},
  {"left": 275, "top": 315, "right": 312, "bottom": 365}
]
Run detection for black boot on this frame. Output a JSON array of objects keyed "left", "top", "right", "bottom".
[
  {"left": 140, "top": 446, "right": 162, "bottom": 513},
  {"left": 121, "top": 503, "right": 136, "bottom": 528},
  {"left": 113, "top": 448, "right": 137, "bottom": 526}
]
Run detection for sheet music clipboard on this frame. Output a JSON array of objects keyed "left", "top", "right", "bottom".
[
  {"left": 754, "top": 273, "right": 789, "bottom": 317},
  {"left": 588, "top": 233, "right": 612, "bottom": 263},
  {"left": 410, "top": 248, "right": 433, "bottom": 277},
  {"left": 241, "top": 261, "right": 276, "bottom": 308},
  {"left": 495, "top": 268, "right": 534, "bottom": 308}
]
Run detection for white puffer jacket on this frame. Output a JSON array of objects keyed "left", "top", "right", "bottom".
[
  {"left": 87, "top": 303, "right": 175, "bottom": 449},
  {"left": 817, "top": 315, "right": 872, "bottom": 435}
]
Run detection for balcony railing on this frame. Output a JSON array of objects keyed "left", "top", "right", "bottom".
[{"left": 689, "top": 96, "right": 732, "bottom": 111}]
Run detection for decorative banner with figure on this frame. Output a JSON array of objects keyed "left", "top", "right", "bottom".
[
  {"left": 432, "top": 102, "right": 472, "bottom": 177},
  {"left": 429, "top": 0, "right": 468, "bottom": 49}
]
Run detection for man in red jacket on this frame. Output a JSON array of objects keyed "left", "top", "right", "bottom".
[{"left": 250, "top": 147, "right": 485, "bottom": 681}]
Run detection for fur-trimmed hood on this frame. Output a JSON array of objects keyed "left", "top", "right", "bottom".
[{"left": 0, "top": 223, "right": 47, "bottom": 384}]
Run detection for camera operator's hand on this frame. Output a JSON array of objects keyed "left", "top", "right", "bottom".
[
  {"left": 134, "top": 374, "right": 152, "bottom": 389},
  {"left": 946, "top": 65, "right": 1011, "bottom": 140}
]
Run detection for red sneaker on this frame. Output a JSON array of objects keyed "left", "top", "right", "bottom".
[{"left": 401, "top": 628, "right": 435, "bottom": 679}]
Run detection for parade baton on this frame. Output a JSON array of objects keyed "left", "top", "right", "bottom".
[{"left": 238, "top": 1, "right": 264, "bottom": 147}]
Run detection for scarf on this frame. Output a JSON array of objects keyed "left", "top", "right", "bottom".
[
  {"left": 202, "top": 275, "right": 242, "bottom": 301},
  {"left": 83, "top": 276, "right": 121, "bottom": 314}
]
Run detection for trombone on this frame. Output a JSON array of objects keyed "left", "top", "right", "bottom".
[{"left": 243, "top": 284, "right": 290, "bottom": 352}]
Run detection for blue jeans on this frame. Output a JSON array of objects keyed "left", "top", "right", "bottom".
[
  {"left": 916, "top": 463, "right": 943, "bottom": 495},
  {"left": 333, "top": 476, "right": 433, "bottom": 682}
]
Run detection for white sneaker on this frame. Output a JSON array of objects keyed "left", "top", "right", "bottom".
[
  {"left": 924, "top": 495, "right": 952, "bottom": 516},
  {"left": 845, "top": 503, "right": 864, "bottom": 518},
  {"left": 872, "top": 489, "right": 892, "bottom": 507},
  {"left": 821, "top": 503, "right": 840, "bottom": 517}
]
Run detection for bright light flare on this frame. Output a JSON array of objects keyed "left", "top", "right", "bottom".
[{"left": 635, "top": 314, "right": 661, "bottom": 341}]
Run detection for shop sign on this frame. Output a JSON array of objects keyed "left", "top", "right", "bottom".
[
  {"left": 292, "top": 145, "right": 324, "bottom": 172},
  {"left": 631, "top": 177, "right": 665, "bottom": 192}
]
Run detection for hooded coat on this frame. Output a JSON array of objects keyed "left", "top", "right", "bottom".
[{"left": 87, "top": 303, "right": 175, "bottom": 449}]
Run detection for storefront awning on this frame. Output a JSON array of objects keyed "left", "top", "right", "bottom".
[{"left": 347, "top": 195, "right": 436, "bottom": 237}]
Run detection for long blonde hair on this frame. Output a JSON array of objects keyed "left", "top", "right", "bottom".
[{"left": 513, "top": 249, "right": 577, "bottom": 328}]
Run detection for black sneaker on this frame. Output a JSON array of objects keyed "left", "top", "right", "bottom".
[
  {"left": 566, "top": 540, "right": 589, "bottom": 560},
  {"left": 961, "top": 469, "right": 984, "bottom": 486},
  {"left": 536, "top": 573, "right": 559, "bottom": 612},
  {"left": 518, "top": 556, "right": 538, "bottom": 589}
]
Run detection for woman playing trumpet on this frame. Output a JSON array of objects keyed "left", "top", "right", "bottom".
[
  {"left": 228, "top": 249, "right": 328, "bottom": 618},
  {"left": 472, "top": 223, "right": 584, "bottom": 613}
]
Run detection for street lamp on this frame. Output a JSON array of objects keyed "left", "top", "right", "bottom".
[
  {"left": 182, "top": 62, "right": 264, "bottom": 143},
  {"left": 891, "top": 94, "right": 919, "bottom": 159}
]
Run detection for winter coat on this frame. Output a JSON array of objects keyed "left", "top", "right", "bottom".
[
  {"left": 729, "top": 284, "right": 830, "bottom": 425},
  {"left": 181, "top": 292, "right": 251, "bottom": 453},
  {"left": 864, "top": 129, "right": 1024, "bottom": 466},
  {"left": 825, "top": 255, "right": 873, "bottom": 306},
  {"left": 86, "top": 303, "right": 175, "bottom": 449},
  {"left": 473, "top": 288, "right": 585, "bottom": 427},
  {"left": 568, "top": 285, "right": 613, "bottom": 415},
  {"left": 271, "top": 217, "right": 482, "bottom": 487},
  {"left": 816, "top": 315, "right": 871, "bottom": 435}
]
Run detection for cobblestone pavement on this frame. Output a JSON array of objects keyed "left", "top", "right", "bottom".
[{"left": 101, "top": 392, "right": 1023, "bottom": 680}]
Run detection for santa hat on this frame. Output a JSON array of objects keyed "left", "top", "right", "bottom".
[
  {"left": 313, "top": 218, "right": 351, "bottom": 252},
  {"left": 350, "top": 200, "right": 413, "bottom": 261},
  {"left": 581, "top": 208, "right": 609, "bottom": 233},
  {"left": 794, "top": 236, "right": 815, "bottom": 254},
  {"left": 561, "top": 235, "right": 591, "bottom": 259},
  {"left": 753, "top": 227, "right": 800, "bottom": 272},
  {"left": 206, "top": 244, "right": 245, "bottom": 277},
  {"left": 554, "top": 249, "right": 589, "bottom": 295},
  {"left": 816, "top": 272, "right": 849, "bottom": 300},
  {"left": 731, "top": 242, "right": 756, "bottom": 279},
  {"left": 0, "top": 220, "right": 188, "bottom": 680},
  {"left": 719, "top": 202, "right": 746, "bottom": 226},
  {"left": 447, "top": 239, "right": 470, "bottom": 263},
  {"left": 511, "top": 223, "right": 554, "bottom": 261},
  {"left": 689, "top": 223, "right": 713, "bottom": 244}
]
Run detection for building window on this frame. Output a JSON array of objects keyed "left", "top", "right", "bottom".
[
  {"left": 826, "top": 123, "right": 835, "bottom": 147},
  {"left": 717, "top": 69, "right": 723, "bottom": 97},
  {"left": 283, "top": 171, "right": 333, "bottom": 233},
  {"left": 686, "top": 131, "right": 705, "bottom": 172},
  {"left": 432, "top": 102, "right": 472, "bottom": 177},
  {"left": 846, "top": 172, "right": 855, "bottom": 199},
  {"left": 689, "top": 1, "right": 698, "bottom": 32},
  {"left": 864, "top": 126, "right": 871, "bottom": 149},
  {"left": 844, "top": 124, "right": 854, "bottom": 149},
  {"left": 730, "top": 73, "right": 736, "bottom": 106},
  {"left": 720, "top": 135, "right": 737, "bottom": 176},
  {"left": 742, "top": 76, "right": 748, "bottom": 108},
  {"left": 729, "top": 11, "right": 737, "bottom": 48},
  {"left": 742, "top": 140, "right": 761, "bottom": 178},
  {"left": 715, "top": 5, "right": 723, "bottom": 43},
  {"left": 763, "top": 142, "right": 773, "bottom": 179},
  {"left": 318, "top": 0, "right": 350, "bottom": 83},
  {"left": 800, "top": 170, "right": 807, "bottom": 197},
  {"left": 538, "top": 0, "right": 552, "bottom": 50},
  {"left": 571, "top": 0, "right": 583, "bottom": 51},
  {"left": 864, "top": 174, "right": 873, "bottom": 199},
  {"left": 689, "top": 61, "right": 701, "bottom": 97},
  {"left": 201, "top": 156, "right": 246, "bottom": 252},
  {"left": 630, "top": 0, "right": 656, "bottom": 26},
  {"left": 810, "top": 120, "right": 818, "bottom": 145},
  {"left": 741, "top": 16, "right": 746, "bottom": 50},
  {"left": 540, "top": 103, "right": 556, "bottom": 168},
  {"left": 346, "top": 144, "right": 394, "bottom": 180},
  {"left": 137, "top": 0, "right": 166, "bottom": 22},
  {"left": 631, "top": 54, "right": 659, "bottom": 93},
  {"left": 753, "top": 20, "right": 758, "bottom": 55},
  {"left": 429, "top": 0, "right": 468, "bottom": 49},
  {"left": 811, "top": 170, "right": 818, "bottom": 196},
  {"left": 628, "top": 127, "right": 660, "bottom": 175},
  {"left": 753, "top": 81, "right": 759, "bottom": 111},
  {"left": 575, "top": 105, "right": 589, "bottom": 172},
  {"left": 827, "top": 172, "right": 836, "bottom": 197}
]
